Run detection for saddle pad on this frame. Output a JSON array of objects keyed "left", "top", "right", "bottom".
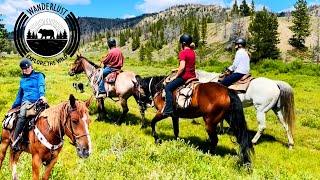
[
  {"left": 105, "top": 71, "right": 119, "bottom": 83},
  {"left": 175, "top": 82, "right": 200, "bottom": 109},
  {"left": 2, "top": 112, "right": 18, "bottom": 130}
]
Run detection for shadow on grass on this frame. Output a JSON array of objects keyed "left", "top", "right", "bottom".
[{"left": 143, "top": 128, "right": 237, "bottom": 157}]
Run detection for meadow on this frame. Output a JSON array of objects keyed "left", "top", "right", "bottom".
[{"left": 0, "top": 54, "right": 319, "bottom": 179}]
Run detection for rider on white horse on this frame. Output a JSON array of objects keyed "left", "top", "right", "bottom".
[
  {"left": 97, "top": 38, "right": 124, "bottom": 98},
  {"left": 221, "top": 38, "right": 250, "bottom": 87}
]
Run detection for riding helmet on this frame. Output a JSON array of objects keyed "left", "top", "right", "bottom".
[
  {"left": 19, "top": 58, "right": 32, "bottom": 69},
  {"left": 235, "top": 38, "right": 246, "bottom": 47},
  {"left": 179, "top": 34, "right": 193, "bottom": 46},
  {"left": 107, "top": 38, "right": 116, "bottom": 48}
]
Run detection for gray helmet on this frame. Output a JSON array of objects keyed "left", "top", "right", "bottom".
[
  {"left": 19, "top": 58, "right": 32, "bottom": 69},
  {"left": 235, "top": 38, "right": 246, "bottom": 47},
  {"left": 179, "top": 34, "right": 192, "bottom": 46},
  {"left": 107, "top": 38, "right": 116, "bottom": 48}
]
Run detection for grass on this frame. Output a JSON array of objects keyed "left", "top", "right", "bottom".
[{"left": 0, "top": 55, "right": 320, "bottom": 179}]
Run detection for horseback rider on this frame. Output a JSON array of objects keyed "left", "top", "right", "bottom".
[
  {"left": 11, "top": 58, "right": 46, "bottom": 151},
  {"left": 97, "top": 38, "right": 124, "bottom": 98},
  {"left": 220, "top": 38, "right": 250, "bottom": 87},
  {"left": 162, "top": 34, "right": 196, "bottom": 116}
]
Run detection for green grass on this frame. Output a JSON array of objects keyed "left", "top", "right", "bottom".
[{"left": 0, "top": 55, "right": 320, "bottom": 179}]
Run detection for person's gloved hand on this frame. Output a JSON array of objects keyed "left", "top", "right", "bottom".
[{"left": 40, "top": 96, "right": 47, "bottom": 104}]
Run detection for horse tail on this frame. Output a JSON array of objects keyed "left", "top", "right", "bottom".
[
  {"left": 227, "top": 89, "right": 254, "bottom": 165},
  {"left": 275, "top": 81, "right": 295, "bottom": 135}
]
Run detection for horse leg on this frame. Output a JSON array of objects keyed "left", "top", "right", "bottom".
[
  {"left": 116, "top": 97, "right": 129, "bottom": 125},
  {"left": 31, "top": 154, "right": 41, "bottom": 180},
  {"left": 204, "top": 116, "right": 218, "bottom": 154},
  {"left": 217, "top": 119, "right": 224, "bottom": 134},
  {"left": 97, "top": 98, "right": 107, "bottom": 121},
  {"left": 9, "top": 150, "right": 22, "bottom": 180},
  {"left": 151, "top": 113, "right": 165, "bottom": 144},
  {"left": 272, "top": 107, "right": 294, "bottom": 149},
  {"left": 0, "top": 130, "right": 10, "bottom": 169},
  {"left": 42, "top": 155, "right": 59, "bottom": 180},
  {"left": 133, "top": 95, "right": 148, "bottom": 129},
  {"left": 172, "top": 116, "right": 179, "bottom": 139},
  {"left": 252, "top": 108, "right": 266, "bottom": 144}
]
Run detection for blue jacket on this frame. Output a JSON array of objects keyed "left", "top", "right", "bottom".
[{"left": 12, "top": 71, "right": 46, "bottom": 108}]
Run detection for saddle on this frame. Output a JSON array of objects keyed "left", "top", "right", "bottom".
[
  {"left": 93, "top": 69, "right": 122, "bottom": 98},
  {"left": 228, "top": 74, "right": 254, "bottom": 93},
  {"left": 105, "top": 71, "right": 121, "bottom": 83}
]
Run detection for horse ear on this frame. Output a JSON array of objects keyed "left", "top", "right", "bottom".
[
  {"left": 69, "top": 94, "right": 76, "bottom": 108},
  {"left": 85, "top": 95, "right": 94, "bottom": 107}
]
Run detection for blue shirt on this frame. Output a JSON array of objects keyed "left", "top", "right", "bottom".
[{"left": 12, "top": 71, "right": 45, "bottom": 108}]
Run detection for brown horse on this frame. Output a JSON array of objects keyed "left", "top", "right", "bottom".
[
  {"left": 68, "top": 55, "right": 147, "bottom": 127},
  {"left": 0, "top": 95, "right": 92, "bottom": 180},
  {"left": 135, "top": 76, "right": 254, "bottom": 165}
]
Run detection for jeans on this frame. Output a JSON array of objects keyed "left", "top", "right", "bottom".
[
  {"left": 220, "top": 73, "right": 245, "bottom": 87},
  {"left": 98, "top": 67, "right": 113, "bottom": 93},
  {"left": 13, "top": 101, "right": 32, "bottom": 142},
  {"left": 163, "top": 77, "right": 185, "bottom": 114}
]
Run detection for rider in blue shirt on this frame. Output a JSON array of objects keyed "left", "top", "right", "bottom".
[{"left": 11, "top": 58, "right": 47, "bottom": 151}]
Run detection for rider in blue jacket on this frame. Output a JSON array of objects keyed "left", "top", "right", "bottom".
[{"left": 11, "top": 58, "right": 46, "bottom": 151}]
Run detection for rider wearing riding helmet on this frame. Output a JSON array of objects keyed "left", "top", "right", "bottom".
[
  {"left": 11, "top": 58, "right": 47, "bottom": 151},
  {"left": 162, "top": 34, "right": 196, "bottom": 116},
  {"left": 220, "top": 38, "right": 250, "bottom": 87},
  {"left": 98, "top": 38, "right": 124, "bottom": 97}
]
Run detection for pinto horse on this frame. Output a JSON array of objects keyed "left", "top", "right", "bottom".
[
  {"left": 135, "top": 76, "right": 254, "bottom": 165},
  {"left": 68, "top": 55, "right": 147, "bottom": 127},
  {"left": 0, "top": 95, "right": 92, "bottom": 180},
  {"left": 196, "top": 70, "right": 295, "bottom": 148}
]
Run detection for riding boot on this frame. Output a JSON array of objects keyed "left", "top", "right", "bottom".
[{"left": 12, "top": 116, "right": 26, "bottom": 151}]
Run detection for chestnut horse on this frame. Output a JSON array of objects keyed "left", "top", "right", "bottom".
[
  {"left": 135, "top": 76, "right": 254, "bottom": 165},
  {"left": 69, "top": 55, "right": 147, "bottom": 127},
  {"left": 0, "top": 95, "right": 92, "bottom": 180}
]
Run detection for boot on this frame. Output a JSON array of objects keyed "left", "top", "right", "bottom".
[{"left": 12, "top": 117, "right": 26, "bottom": 151}]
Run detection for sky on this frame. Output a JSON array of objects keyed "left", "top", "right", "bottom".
[{"left": 0, "top": 0, "right": 319, "bottom": 31}]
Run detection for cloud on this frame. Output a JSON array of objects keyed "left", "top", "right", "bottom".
[
  {"left": 0, "top": 0, "right": 37, "bottom": 26},
  {"left": 49, "top": 0, "right": 91, "bottom": 5},
  {"left": 135, "top": 0, "right": 226, "bottom": 13},
  {"left": 122, "top": 14, "right": 136, "bottom": 19}
]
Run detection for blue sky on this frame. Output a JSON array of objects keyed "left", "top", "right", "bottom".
[{"left": 0, "top": 0, "right": 319, "bottom": 31}]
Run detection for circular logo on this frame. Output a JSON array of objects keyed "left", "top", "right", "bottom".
[{"left": 14, "top": 3, "right": 80, "bottom": 65}]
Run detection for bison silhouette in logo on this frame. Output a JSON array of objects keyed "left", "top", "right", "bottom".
[{"left": 38, "top": 29, "right": 55, "bottom": 39}]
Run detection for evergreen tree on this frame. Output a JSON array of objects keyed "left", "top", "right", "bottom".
[
  {"left": 139, "top": 45, "right": 145, "bottom": 61},
  {"left": 132, "top": 33, "right": 140, "bottom": 51},
  {"left": 63, "top": 30, "right": 67, "bottom": 39},
  {"left": 201, "top": 17, "right": 207, "bottom": 43},
  {"left": 32, "top": 32, "right": 36, "bottom": 39},
  {"left": 289, "top": 0, "right": 310, "bottom": 50},
  {"left": 231, "top": 0, "right": 239, "bottom": 16},
  {"left": 248, "top": 8, "right": 280, "bottom": 62},
  {"left": 27, "top": 30, "right": 32, "bottom": 39},
  {"left": 251, "top": 0, "right": 255, "bottom": 15},
  {"left": 240, "top": 0, "right": 251, "bottom": 16},
  {"left": 193, "top": 23, "right": 200, "bottom": 47},
  {"left": 119, "top": 32, "right": 126, "bottom": 47},
  {"left": 0, "top": 23, "right": 10, "bottom": 53},
  {"left": 145, "top": 46, "right": 153, "bottom": 61}
]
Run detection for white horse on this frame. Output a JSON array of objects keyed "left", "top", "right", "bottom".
[{"left": 196, "top": 70, "right": 295, "bottom": 148}]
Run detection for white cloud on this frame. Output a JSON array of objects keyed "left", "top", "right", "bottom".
[
  {"left": 122, "top": 14, "right": 136, "bottom": 19},
  {"left": 135, "top": 0, "right": 226, "bottom": 13},
  {"left": 0, "top": 0, "right": 37, "bottom": 26},
  {"left": 49, "top": 0, "right": 90, "bottom": 5}
]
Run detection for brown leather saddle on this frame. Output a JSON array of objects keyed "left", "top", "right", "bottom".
[
  {"left": 222, "top": 74, "right": 254, "bottom": 93},
  {"left": 105, "top": 70, "right": 122, "bottom": 83}
]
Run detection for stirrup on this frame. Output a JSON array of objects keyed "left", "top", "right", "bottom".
[{"left": 96, "top": 92, "right": 106, "bottom": 98}]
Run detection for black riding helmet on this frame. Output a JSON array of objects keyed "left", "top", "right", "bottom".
[
  {"left": 235, "top": 38, "right": 246, "bottom": 47},
  {"left": 19, "top": 58, "right": 32, "bottom": 69},
  {"left": 107, "top": 38, "right": 116, "bottom": 48},
  {"left": 179, "top": 34, "right": 192, "bottom": 46}
]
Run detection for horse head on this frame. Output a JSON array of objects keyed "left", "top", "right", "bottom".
[
  {"left": 69, "top": 54, "right": 85, "bottom": 76},
  {"left": 64, "top": 94, "right": 92, "bottom": 158}
]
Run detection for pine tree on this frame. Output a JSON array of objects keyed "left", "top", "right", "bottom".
[
  {"left": 63, "top": 30, "right": 67, "bottom": 39},
  {"left": 27, "top": 30, "right": 32, "bottom": 39},
  {"left": 32, "top": 32, "right": 36, "bottom": 39},
  {"left": 201, "top": 17, "right": 207, "bottom": 43},
  {"left": 193, "top": 23, "right": 200, "bottom": 47},
  {"left": 248, "top": 8, "right": 280, "bottom": 62},
  {"left": 240, "top": 0, "right": 251, "bottom": 16},
  {"left": 119, "top": 32, "right": 126, "bottom": 47},
  {"left": 289, "top": 0, "right": 310, "bottom": 50},
  {"left": 231, "top": 0, "right": 239, "bottom": 16},
  {"left": 139, "top": 45, "right": 145, "bottom": 61},
  {"left": 0, "top": 23, "right": 10, "bottom": 53},
  {"left": 251, "top": 0, "right": 255, "bottom": 15}
]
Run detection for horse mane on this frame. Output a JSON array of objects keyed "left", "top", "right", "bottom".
[
  {"left": 79, "top": 56, "right": 100, "bottom": 68},
  {"left": 40, "top": 100, "right": 88, "bottom": 132},
  {"left": 140, "top": 76, "right": 166, "bottom": 96}
]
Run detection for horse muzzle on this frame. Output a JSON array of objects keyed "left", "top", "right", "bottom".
[{"left": 76, "top": 145, "right": 90, "bottom": 158}]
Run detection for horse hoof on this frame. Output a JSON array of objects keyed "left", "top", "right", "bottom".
[
  {"left": 288, "top": 144, "right": 294, "bottom": 150},
  {"left": 155, "top": 139, "right": 162, "bottom": 144},
  {"left": 115, "top": 121, "right": 121, "bottom": 126}
]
